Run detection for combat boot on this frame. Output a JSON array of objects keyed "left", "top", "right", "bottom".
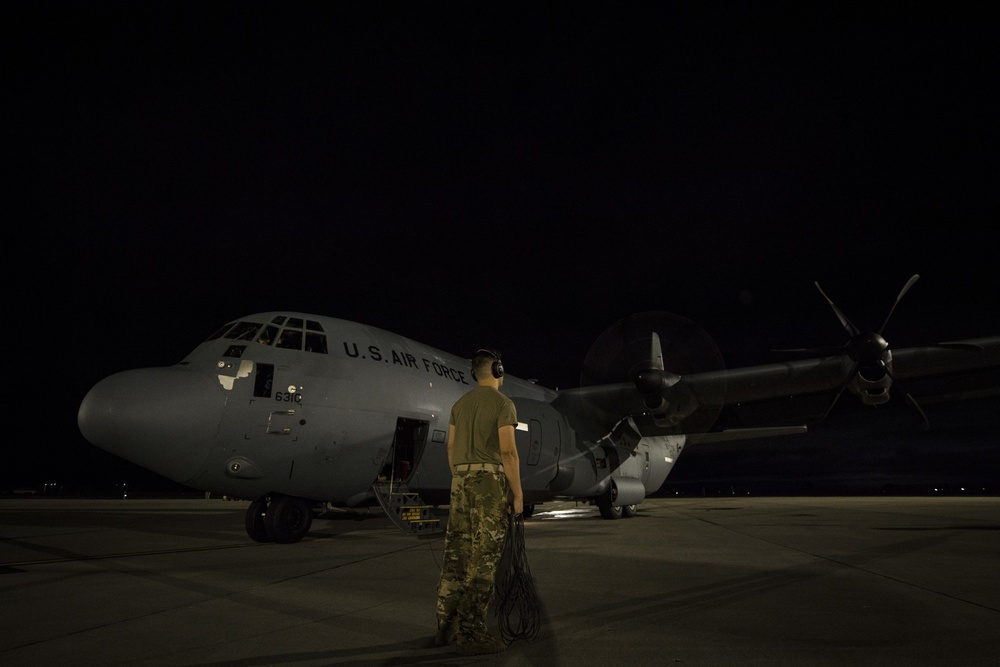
[
  {"left": 432, "top": 619, "right": 458, "bottom": 647},
  {"left": 456, "top": 633, "right": 507, "bottom": 656}
]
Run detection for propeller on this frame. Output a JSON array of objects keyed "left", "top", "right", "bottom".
[
  {"left": 776, "top": 274, "right": 930, "bottom": 428},
  {"left": 581, "top": 311, "right": 726, "bottom": 433}
]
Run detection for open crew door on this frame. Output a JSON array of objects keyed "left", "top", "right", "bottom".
[
  {"left": 373, "top": 417, "right": 442, "bottom": 536},
  {"left": 380, "top": 417, "right": 428, "bottom": 483}
]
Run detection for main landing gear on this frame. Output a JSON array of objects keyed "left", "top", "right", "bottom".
[
  {"left": 245, "top": 494, "right": 314, "bottom": 543},
  {"left": 595, "top": 486, "right": 638, "bottom": 520}
]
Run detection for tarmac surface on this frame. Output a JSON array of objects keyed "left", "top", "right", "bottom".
[{"left": 1, "top": 495, "right": 999, "bottom": 666}]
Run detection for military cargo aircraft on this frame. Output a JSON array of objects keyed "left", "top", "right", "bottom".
[{"left": 78, "top": 276, "right": 1000, "bottom": 543}]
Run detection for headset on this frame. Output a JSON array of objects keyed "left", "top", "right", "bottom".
[{"left": 473, "top": 348, "right": 504, "bottom": 380}]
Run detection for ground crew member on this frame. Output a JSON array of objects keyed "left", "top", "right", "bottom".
[{"left": 434, "top": 349, "right": 524, "bottom": 656}]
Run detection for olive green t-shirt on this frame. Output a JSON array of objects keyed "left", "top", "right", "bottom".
[{"left": 449, "top": 386, "right": 518, "bottom": 466}]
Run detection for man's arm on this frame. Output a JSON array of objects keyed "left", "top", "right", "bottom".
[
  {"left": 447, "top": 424, "right": 456, "bottom": 471},
  {"left": 498, "top": 424, "right": 523, "bottom": 515}
]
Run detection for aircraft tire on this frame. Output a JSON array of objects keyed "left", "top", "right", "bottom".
[
  {"left": 596, "top": 493, "right": 623, "bottom": 520},
  {"left": 621, "top": 504, "right": 637, "bottom": 518},
  {"left": 264, "top": 495, "right": 313, "bottom": 543},
  {"left": 245, "top": 496, "right": 272, "bottom": 543}
]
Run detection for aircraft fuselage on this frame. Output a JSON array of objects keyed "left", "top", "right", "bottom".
[{"left": 78, "top": 313, "right": 679, "bottom": 538}]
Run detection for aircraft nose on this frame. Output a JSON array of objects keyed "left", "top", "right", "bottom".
[{"left": 78, "top": 368, "right": 226, "bottom": 484}]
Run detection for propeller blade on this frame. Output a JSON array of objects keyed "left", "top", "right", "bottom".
[
  {"left": 814, "top": 281, "right": 860, "bottom": 337},
  {"left": 581, "top": 311, "right": 726, "bottom": 435},
  {"left": 650, "top": 331, "right": 664, "bottom": 371},
  {"left": 878, "top": 273, "right": 920, "bottom": 334},
  {"left": 818, "top": 360, "right": 859, "bottom": 422},
  {"left": 819, "top": 380, "right": 850, "bottom": 422},
  {"left": 882, "top": 363, "right": 931, "bottom": 430},
  {"left": 904, "top": 392, "right": 930, "bottom": 431}
]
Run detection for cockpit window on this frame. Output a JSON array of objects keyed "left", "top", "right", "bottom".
[
  {"left": 206, "top": 321, "right": 237, "bottom": 342},
  {"left": 275, "top": 329, "right": 303, "bottom": 350},
  {"left": 226, "top": 321, "right": 263, "bottom": 341},
  {"left": 305, "top": 332, "right": 328, "bottom": 354},
  {"left": 209, "top": 316, "right": 327, "bottom": 353},
  {"left": 257, "top": 325, "right": 279, "bottom": 346}
]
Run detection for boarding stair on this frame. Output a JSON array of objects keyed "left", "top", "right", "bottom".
[{"left": 372, "top": 480, "right": 444, "bottom": 537}]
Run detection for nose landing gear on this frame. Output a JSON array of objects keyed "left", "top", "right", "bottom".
[{"left": 245, "top": 494, "right": 314, "bottom": 543}]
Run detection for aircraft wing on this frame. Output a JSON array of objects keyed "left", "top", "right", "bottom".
[
  {"left": 888, "top": 337, "right": 1000, "bottom": 380},
  {"left": 552, "top": 336, "right": 1000, "bottom": 441},
  {"left": 885, "top": 337, "right": 1000, "bottom": 406}
]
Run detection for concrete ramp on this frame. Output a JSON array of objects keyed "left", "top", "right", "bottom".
[{"left": 1, "top": 496, "right": 998, "bottom": 665}]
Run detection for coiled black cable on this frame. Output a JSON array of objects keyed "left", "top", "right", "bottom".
[{"left": 494, "top": 513, "right": 540, "bottom": 644}]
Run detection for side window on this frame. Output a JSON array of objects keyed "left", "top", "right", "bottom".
[{"left": 254, "top": 363, "right": 275, "bottom": 398}]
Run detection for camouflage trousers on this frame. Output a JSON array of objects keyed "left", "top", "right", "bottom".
[{"left": 436, "top": 470, "right": 509, "bottom": 643}]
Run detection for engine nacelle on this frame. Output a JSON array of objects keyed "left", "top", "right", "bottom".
[
  {"left": 607, "top": 476, "right": 646, "bottom": 506},
  {"left": 850, "top": 358, "right": 892, "bottom": 405}
]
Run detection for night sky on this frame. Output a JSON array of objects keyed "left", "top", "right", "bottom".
[{"left": 6, "top": 3, "right": 999, "bottom": 493}]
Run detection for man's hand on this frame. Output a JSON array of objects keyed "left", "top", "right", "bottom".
[{"left": 499, "top": 424, "right": 524, "bottom": 516}]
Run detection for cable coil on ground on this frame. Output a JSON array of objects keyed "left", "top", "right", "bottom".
[{"left": 494, "top": 513, "right": 540, "bottom": 644}]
